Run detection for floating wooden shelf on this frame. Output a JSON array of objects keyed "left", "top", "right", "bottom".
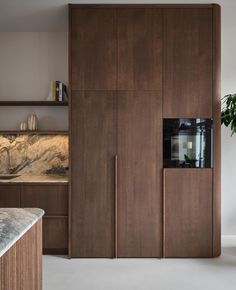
[
  {"left": 0, "top": 131, "right": 68, "bottom": 135},
  {"left": 0, "top": 101, "right": 68, "bottom": 106}
]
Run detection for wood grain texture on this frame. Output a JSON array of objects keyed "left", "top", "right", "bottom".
[
  {"left": 117, "top": 91, "right": 162, "bottom": 257},
  {"left": 70, "top": 91, "right": 116, "bottom": 257},
  {"left": 68, "top": 4, "right": 219, "bottom": 259},
  {"left": 69, "top": 4, "right": 214, "bottom": 8},
  {"left": 70, "top": 7, "right": 117, "bottom": 90},
  {"left": 0, "top": 241, "right": 17, "bottom": 289},
  {"left": 163, "top": 169, "right": 213, "bottom": 257},
  {"left": 0, "top": 185, "right": 20, "bottom": 207},
  {"left": 117, "top": 8, "right": 162, "bottom": 90},
  {"left": 0, "top": 131, "right": 68, "bottom": 135},
  {"left": 68, "top": 5, "right": 72, "bottom": 258},
  {"left": 0, "top": 184, "right": 68, "bottom": 255},
  {"left": 21, "top": 184, "right": 68, "bottom": 216},
  {"left": 212, "top": 4, "right": 221, "bottom": 257},
  {"left": 20, "top": 184, "right": 68, "bottom": 254},
  {"left": 163, "top": 8, "right": 213, "bottom": 118},
  {"left": 0, "top": 219, "right": 42, "bottom": 290},
  {"left": 43, "top": 217, "right": 68, "bottom": 254},
  {"left": 0, "top": 101, "right": 68, "bottom": 106}
]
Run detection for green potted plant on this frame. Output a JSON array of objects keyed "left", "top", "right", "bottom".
[{"left": 221, "top": 94, "right": 236, "bottom": 135}]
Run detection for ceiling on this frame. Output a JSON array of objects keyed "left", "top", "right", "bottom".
[{"left": 0, "top": 0, "right": 234, "bottom": 32}]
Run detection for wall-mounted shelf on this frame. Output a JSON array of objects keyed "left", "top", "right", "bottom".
[
  {"left": 0, "top": 101, "right": 68, "bottom": 106},
  {"left": 0, "top": 131, "right": 68, "bottom": 135}
]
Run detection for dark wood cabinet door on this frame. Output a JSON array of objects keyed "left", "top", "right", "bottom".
[
  {"left": 43, "top": 217, "right": 68, "bottom": 254},
  {"left": 70, "top": 7, "right": 117, "bottom": 90},
  {"left": 163, "top": 169, "right": 213, "bottom": 257},
  {"left": 21, "top": 184, "right": 68, "bottom": 216},
  {"left": 0, "top": 185, "right": 20, "bottom": 207},
  {"left": 71, "top": 91, "right": 117, "bottom": 257},
  {"left": 163, "top": 8, "right": 213, "bottom": 117},
  {"left": 117, "top": 8, "right": 162, "bottom": 90},
  {"left": 117, "top": 91, "right": 162, "bottom": 257}
]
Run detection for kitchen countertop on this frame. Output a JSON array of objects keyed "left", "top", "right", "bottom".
[
  {"left": 0, "top": 208, "right": 44, "bottom": 257},
  {"left": 0, "top": 174, "right": 68, "bottom": 183}
]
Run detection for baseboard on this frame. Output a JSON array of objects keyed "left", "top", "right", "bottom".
[{"left": 222, "top": 235, "right": 236, "bottom": 239}]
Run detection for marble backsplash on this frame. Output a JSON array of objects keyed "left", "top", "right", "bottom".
[{"left": 0, "top": 135, "right": 68, "bottom": 175}]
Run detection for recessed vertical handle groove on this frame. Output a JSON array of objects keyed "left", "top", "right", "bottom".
[{"left": 114, "top": 154, "right": 118, "bottom": 258}]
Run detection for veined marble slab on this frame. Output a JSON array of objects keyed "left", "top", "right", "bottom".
[
  {"left": 0, "top": 134, "right": 68, "bottom": 175},
  {"left": 0, "top": 208, "right": 44, "bottom": 257}
]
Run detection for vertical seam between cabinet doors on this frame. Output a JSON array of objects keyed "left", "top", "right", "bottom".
[
  {"left": 161, "top": 7, "right": 164, "bottom": 258},
  {"left": 212, "top": 4, "right": 221, "bottom": 258},
  {"left": 163, "top": 169, "right": 166, "bottom": 257},
  {"left": 115, "top": 7, "right": 118, "bottom": 259},
  {"left": 114, "top": 154, "right": 118, "bottom": 258},
  {"left": 211, "top": 6, "right": 214, "bottom": 258},
  {"left": 116, "top": 7, "right": 118, "bottom": 92},
  {"left": 162, "top": 8, "right": 164, "bottom": 119},
  {"left": 68, "top": 4, "right": 72, "bottom": 259}
]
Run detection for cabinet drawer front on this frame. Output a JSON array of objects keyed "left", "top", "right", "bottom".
[
  {"left": 43, "top": 217, "right": 68, "bottom": 253},
  {"left": 0, "top": 185, "right": 20, "bottom": 207},
  {"left": 21, "top": 185, "right": 68, "bottom": 216}
]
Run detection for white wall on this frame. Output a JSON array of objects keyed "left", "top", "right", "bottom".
[
  {"left": 0, "top": 0, "right": 236, "bottom": 234},
  {"left": 220, "top": 1, "right": 236, "bottom": 235},
  {"left": 0, "top": 32, "right": 68, "bottom": 130}
]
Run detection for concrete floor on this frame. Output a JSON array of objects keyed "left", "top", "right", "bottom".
[{"left": 43, "top": 236, "right": 236, "bottom": 290}]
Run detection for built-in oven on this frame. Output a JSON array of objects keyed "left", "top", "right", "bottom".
[{"left": 163, "top": 118, "right": 213, "bottom": 168}]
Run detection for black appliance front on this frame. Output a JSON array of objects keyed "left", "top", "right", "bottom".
[{"left": 163, "top": 118, "right": 213, "bottom": 168}]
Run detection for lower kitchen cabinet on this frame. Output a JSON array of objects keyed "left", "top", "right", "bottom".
[
  {"left": 21, "top": 184, "right": 68, "bottom": 254},
  {"left": 0, "top": 183, "right": 68, "bottom": 255},
  {"left": 43, "top": 217, "right": 68, "bottom": 254},
  {"left": 21, "top": 184, "right": 68, "bottom": 216},
  {"left": 163, "top": 169, "right": 213, "bottom": 257},
  {"left": 0, "top": 185, "right": 20, "bottom": 207}
]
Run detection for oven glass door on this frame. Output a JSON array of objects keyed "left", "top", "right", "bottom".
[{"left": 163, "top": 119, "right": 212, "bottom": 168}]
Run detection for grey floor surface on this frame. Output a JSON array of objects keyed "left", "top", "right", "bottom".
[{"left": 43, "top": 236, "right": 236, "bottom": 290}]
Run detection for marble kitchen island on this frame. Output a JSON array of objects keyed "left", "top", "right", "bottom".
[{"left": 0, "top": 208, "right": 44, "bottom": 290}]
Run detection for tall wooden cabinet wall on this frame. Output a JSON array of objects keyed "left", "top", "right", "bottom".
[{"left": 69, "top": 4, "right": 221, "bottom": 258}]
